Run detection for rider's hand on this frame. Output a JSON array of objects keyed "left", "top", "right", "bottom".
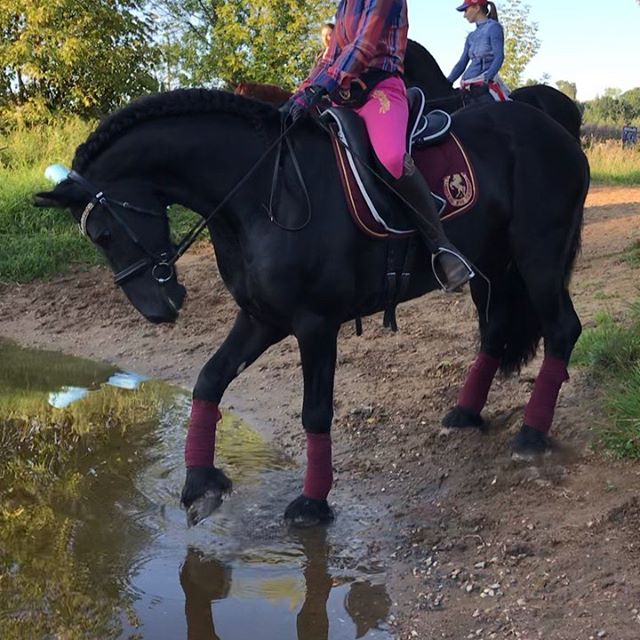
[{"left": 279, "top": 85, "right": 327, "bottom": 123}]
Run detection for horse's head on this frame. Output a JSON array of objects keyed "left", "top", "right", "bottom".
[{"left": 35, "top": 166, "right": 186, "bottom": 324}]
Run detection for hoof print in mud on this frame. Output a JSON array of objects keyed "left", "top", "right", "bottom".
[
  {"left": 181, "top": 466, "right": 232, "bottom": 527},
  {"left": 441, "top": 405, "right": 485, "bottom": 431},
  {"left": 511, "top": 425, "right": 552, "bottom": 461},
  {"left": 284, "top": 495, "right": 334, "bottom": 528}
]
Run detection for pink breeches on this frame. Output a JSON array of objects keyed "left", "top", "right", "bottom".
[{"left": 354, "top": 76, "right": 409, "bottom": 179}]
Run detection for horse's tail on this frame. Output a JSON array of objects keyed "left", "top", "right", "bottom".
[
  {"left": 500, "top": 154, "right": 588, "bottom": 375},
  {"left": 562, "top": 155, "right": 589, "bottom": 284},
  {"left": 499, "top": 265, "right": 542, "bottom": 375}
]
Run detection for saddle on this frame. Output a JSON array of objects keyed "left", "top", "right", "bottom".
[{"left": 321, "top": 87, "right": 478, "bottom": 239}]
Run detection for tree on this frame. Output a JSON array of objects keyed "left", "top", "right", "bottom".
[
  {"left": 149, "top": 0, "right": 336, "bottom": 90},
  {"left": 500, "top": 0, "right": 541, "bottom": 88},
  {"left": 0, "top": 0, "right": 158, "bottom": 121},
  {"left": 556, "top": 80, "right": 577, "bottom": 101},
  {"left": 622, "top": 87, "right": 640, "bottom": 113},
  {"left": 603, "top": 87, "right": 622, "bottom": 99}
]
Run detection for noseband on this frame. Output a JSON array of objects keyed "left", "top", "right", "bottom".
[{"left": 69, "top": 170, "right": 177, "bottom": 286}]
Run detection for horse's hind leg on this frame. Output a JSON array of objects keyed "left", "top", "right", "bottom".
[
  {"left": 512, "top": 271, "right": 582, "bottom": 459},
  {"left": 442, "top": 272, "right": 509, "bottom": 430},
  {"left": 285, "top": 315, "right": 339, "bottom": 527},
  {"left": 180, "top": 310, "right": 286, "bottom": 524}
]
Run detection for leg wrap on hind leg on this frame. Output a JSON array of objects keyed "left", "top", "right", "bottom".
[
  {"left": 458, "top": 352, "right": 501, "bottom": 414},
  {"left": 524, "top": 356, "right": 569, "bottom": 434},
  {"left": 303, "top": 433, "right": 333, "bottom": 501},
  {"left": 185, "top": 398, "right": 222, "bottom": 467}
]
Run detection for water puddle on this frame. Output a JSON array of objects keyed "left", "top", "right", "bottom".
[{"left": 0, "top": 340, "right": 392, "bottom": 639}]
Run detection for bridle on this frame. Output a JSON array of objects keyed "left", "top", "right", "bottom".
[
  {"left": 67, "top": 114, "right": 303, "bottom": 287},
  {"left": 69, "top": 170, "right": 176, "bottom": 286}
]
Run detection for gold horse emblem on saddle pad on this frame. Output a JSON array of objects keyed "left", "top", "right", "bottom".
[{"left": 443, "top": 172, "right": 473, "bottom": 207}]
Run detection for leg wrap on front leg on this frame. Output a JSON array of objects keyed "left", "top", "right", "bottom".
[
  {"left": 185, "top": 398, "right": 221, "bottom": 467},
  {"left": 303, "top": 433, "right": 333, "bottom": 501},
  {"left": 182, "top": 399, "right": 231, "bottom": 525},
  {"left": 523, "top": 355, "right": 569, "bottom": 434}
]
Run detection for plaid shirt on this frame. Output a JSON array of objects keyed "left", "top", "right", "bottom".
[{"left": 302, "top": 0, "right": 408, "bottom": 94}]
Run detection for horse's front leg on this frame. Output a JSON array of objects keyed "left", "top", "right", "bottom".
[
  {"left": 285, "top": 316, "right": 339, "bottom": 527},
  {"left": 181, "top": 309, "right": 285, "bottom": 525}
]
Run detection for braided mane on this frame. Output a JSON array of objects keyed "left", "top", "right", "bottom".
[{"left": 73, "top": 88, "right": 276, "bottom": 172}]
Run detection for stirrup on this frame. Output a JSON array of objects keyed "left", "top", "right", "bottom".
[{"left": 431, "top": 247, "right": 475, "bottom": 293}]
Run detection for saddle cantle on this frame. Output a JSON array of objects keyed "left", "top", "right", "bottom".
[{"left": 322, "top": 87, "right": 478, "bottom": 239}]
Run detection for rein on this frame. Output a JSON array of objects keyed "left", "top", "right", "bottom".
[{"left": 69, "top": 116, "right": 304, "bottom": 286}]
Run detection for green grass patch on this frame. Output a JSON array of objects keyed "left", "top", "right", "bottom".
[
  {"left": 572, "top": 310, "right": 640, "bottom": 378},
  {"left": 602, "top": 366, "right": 640, "bottom": 459},
  {"left": 586, "top": 140, "right": 640, "bottom": 185},
  {"left": 0, "top": 119, "right": 208, "bottom": 283},
  {"left": 0, "top": 118, "right": 99, "bottom": 283},
  {"left": 573, "top": 307, "right": 640, "bottom": 458},
  {"left": 623, "top": 240, "right": 640, "bottom": 267}
]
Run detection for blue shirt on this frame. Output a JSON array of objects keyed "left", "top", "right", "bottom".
[{"left": 447, "top": 19, "right": 505, "bottom": 83}]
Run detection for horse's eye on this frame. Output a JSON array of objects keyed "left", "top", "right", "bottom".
[{"left": 94, "top": 229, "right": 111, "bottom": 248}]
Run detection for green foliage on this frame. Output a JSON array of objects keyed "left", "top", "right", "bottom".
[
  {"left": 501, "top": 0, "right": 541, "bottom": 88},
  {"left": 582, "top": 87, "right": 640, "bottom": 126},
  {"left": 0, "top": 119, "right": 207, "bottom": 282},
  {"left": 623, "top": 240, "right": 640, "bottom": 267},
  {"left": 149, "top": 0, "right": 336, "bottom": 89},
  {"left": 556, "top": 80, "right": 577, "bottom": 101},
  {"left": 0, "top": 0, "right": 158, "bottom": 122},
  {"left": 603, "top": 366, "right": 640, "bottom": 459},
  {"left": 573, "top": 306, "right": 640, "bottom": 459},
  {"left": 585, "top": 140, "right": 640, "bottom": 184},
  {"left": 0, "top": 118, "right": 101, "bottom": 282},
  {"left": 572, "top": 310, "right": 640, "bottom": 378}
]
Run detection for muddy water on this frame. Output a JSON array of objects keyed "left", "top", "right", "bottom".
[{"left": 0, "top": 340, "right": 392, "bottom": 640}]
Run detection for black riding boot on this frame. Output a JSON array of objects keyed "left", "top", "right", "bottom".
[{"left": 394, "top": 155, "right": 473, "bottom": 292}]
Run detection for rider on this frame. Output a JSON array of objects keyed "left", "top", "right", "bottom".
[
  {"left": 318, "top": 22, "right": 334, "bottom": 61},
  {"left": 447, "top": 0, "right": 510, "bottom": 103},
  {"left": 280, "top": 0, "right": 473, "bottom": 293}
]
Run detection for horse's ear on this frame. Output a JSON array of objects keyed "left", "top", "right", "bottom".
[{"left": 34, "top": 179, "right": 84, "bottom": 209}]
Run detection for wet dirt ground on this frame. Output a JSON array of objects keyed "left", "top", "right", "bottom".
[{"left": 1, "top": 186, "right": 640, "bottom": 639}]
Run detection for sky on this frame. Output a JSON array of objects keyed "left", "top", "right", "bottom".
[{"left": 407, "top": 0, "right": 639, "bottom": 100}]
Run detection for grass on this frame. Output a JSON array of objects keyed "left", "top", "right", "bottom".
[
  {"left": 0, "top": 118, "right": 100, "bottom": 283},
  {"left": 585, "top": 140, "right": 640, "bottom": 185},
  {"left": 623, "top": 239, "right": 640, "bottom": 267},
  {"left": 0, "top": 119, "right": 205, "bottom": 284},
  {"left": 572, "top": 306, "right": 640, "bottom": 458}
]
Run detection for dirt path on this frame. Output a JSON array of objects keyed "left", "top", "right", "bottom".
[{"left": 2, "top": 186, "right": 640, "bottom": 639}]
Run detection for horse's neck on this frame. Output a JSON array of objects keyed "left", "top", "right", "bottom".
[
  {"left": 404, "top": 41, "right": 455, "bottom": 99},
  {"left": 139, "top": 115, "right": 274, "bottom": 220}
]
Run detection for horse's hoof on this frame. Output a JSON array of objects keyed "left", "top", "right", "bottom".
[
  {"left": 284, "top": 495, "right": 334, "bottom": 528},
  {"left": 441, "top": 405, "right": 485, "bottom": 430},
  {"left": 181, "top": 466, "right": 232, "bottom": 527},
  {"left": 511, "top": 425, "right": 552, "bottom": 462}
]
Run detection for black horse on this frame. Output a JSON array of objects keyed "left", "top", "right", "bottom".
[
  {"left": 403, "top": 39, "right": 583, "bottom": 140},
  {"left": 36, "top": 88, "right": 589, "bottom": 526}
]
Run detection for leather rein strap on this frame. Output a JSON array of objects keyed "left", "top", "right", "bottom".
[{"left": 68, "top": 116, "right": 309, "bottom": 286}]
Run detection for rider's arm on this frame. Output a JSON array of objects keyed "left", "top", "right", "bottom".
[
  {"left": 303, "top": 0, "right": 400, "bottom": 95},
  {"left": 447, "top": 38, "right": 470, "bottom": 83},
  {"left": 483, "top": 21, "right": 505, "bottom": 81}
]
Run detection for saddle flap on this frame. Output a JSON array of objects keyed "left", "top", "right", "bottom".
[{"left": 321, "top": 106, "right": 415, "bottom": 237}]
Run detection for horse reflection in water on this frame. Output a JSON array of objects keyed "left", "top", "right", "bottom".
[{"left": 180, "top": 528, "right": 390, "bottom": 640}]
